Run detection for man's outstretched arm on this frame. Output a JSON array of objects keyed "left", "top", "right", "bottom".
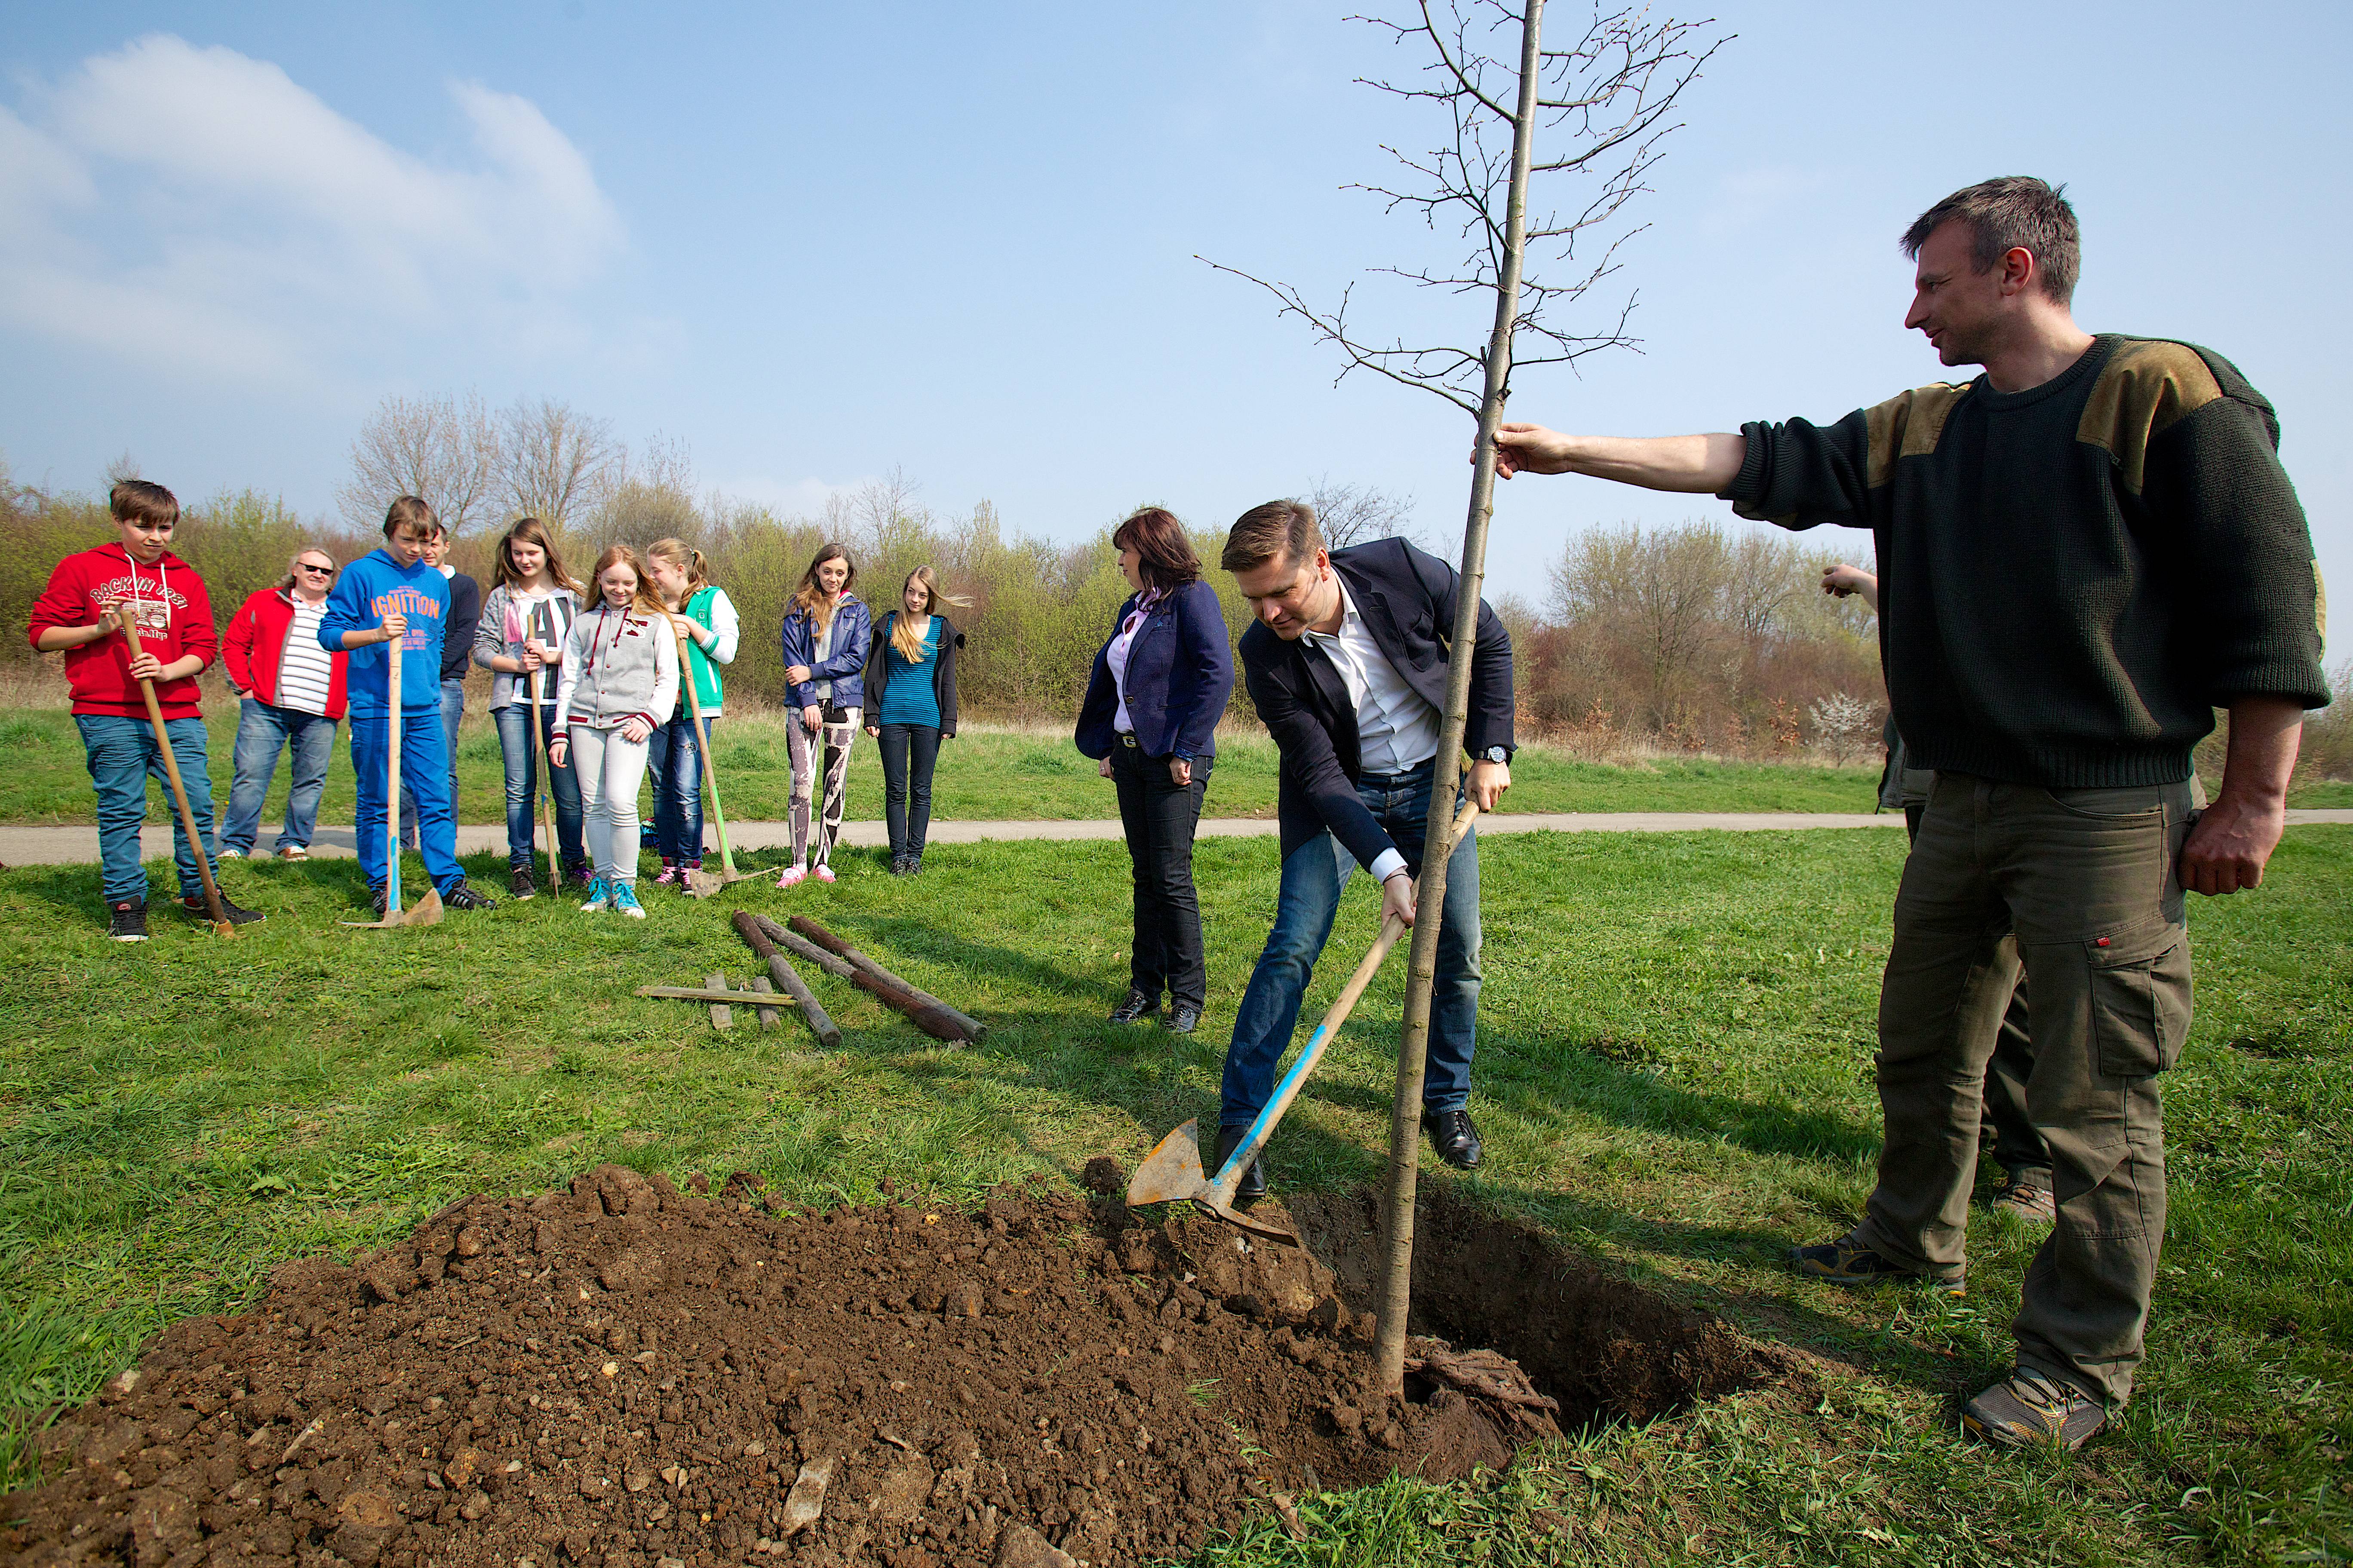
[{"left": 1491, "top": 425, "right": 1748, "bottom": 491}]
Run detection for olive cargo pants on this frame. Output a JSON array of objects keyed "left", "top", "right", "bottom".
[{"left": 1859, "top": 774, "right": 2195, "bottom": 1408}]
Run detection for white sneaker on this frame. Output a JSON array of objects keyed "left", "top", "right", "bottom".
[
  {"left": 813, "top": 864, "right": 836, "bottom": 884},
  {"left": 775, "top": 865, "right": 807, "bottom": 890},
  {"left": 216, "top": 847, "right": 245, "bottom": 859}
]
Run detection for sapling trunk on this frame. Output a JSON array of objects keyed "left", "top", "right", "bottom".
[{"left": 1372, "top": 0, "right": 1547, "bottom": 1398}]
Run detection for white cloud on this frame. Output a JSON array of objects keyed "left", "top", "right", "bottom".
[
  {"left": 711, "top": 474, "right": 879, "bottom": 520},
  {"left": 0, "top": 34, "right": 621, "bottom": 378}
]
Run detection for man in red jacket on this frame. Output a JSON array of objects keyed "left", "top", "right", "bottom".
[
  {"left": 28, "top": 479, "right": 263, "bottom": 940},
  {"left": 220, "top": 547, "right": 350, "bottom": 861}
]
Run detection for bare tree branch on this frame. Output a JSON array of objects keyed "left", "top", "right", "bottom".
[
  {"left": 338, "top": 390, "right": 501, "bottom": 535},
  {"left": 1205, "top": 2, "right": 1729, "bottom": 414},
  {"left": 499, "top": 396, "right": 621, "bottom": 545}
]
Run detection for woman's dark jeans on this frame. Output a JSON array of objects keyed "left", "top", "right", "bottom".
[
  {"left": 648, "top": 710, "right": 714, "bottom": 863},
  {"left": 1110, "top": 740, "right": 1211, "bottom": 1011},
  {"left": 875, "top": 722, "right": 941, "bottom": 858},
  {"left": 494, "top": 703, "right": 584, "bottom": 871}
]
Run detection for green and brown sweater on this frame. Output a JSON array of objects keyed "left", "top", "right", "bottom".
[{"left": 1723, "top": 334, "right": 2328, "bottom": 788}]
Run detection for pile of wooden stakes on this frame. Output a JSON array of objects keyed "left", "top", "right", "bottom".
[{"left": 631, "top": 911, "right": 986, "bottom": 1049}]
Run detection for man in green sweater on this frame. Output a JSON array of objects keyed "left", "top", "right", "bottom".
[{"left": 1492, "top": 176, "right": 2328, "bottom": 1451}]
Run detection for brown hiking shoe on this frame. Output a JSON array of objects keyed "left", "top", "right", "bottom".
[
  {"left": 1989, "top": 1173, "right": 2056, "bottom": 1224},
  {"left": 1961, "top": 1370, "right": 2106, "bottom": 1450},
  {"left": 1788, "top": 1231, "right": 1965, "bottom": 1296}
]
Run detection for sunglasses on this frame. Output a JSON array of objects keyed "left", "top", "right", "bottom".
[{"left": 297, "top": 562, "right": 335, "bottom": 575}]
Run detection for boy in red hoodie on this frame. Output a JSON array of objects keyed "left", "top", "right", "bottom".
[{"left": 28, "top": 479, "right": 263, "bottom": 940}]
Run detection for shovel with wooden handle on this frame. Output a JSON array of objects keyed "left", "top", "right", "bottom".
[
  {"left": 112, "top": 609, "right": 237, "bottom": 937},
  {"left": 1127, "top": 796, "right": 1481, "bottom": 1243},
  {"left": 665, "top": 612, "right": 756, "bottom": 896},
  {"left": 514, "top": 603, "right": 563, "bottom": 893},
  {"left": 342, "top": 625, "right": 443, "bottom": 929}
]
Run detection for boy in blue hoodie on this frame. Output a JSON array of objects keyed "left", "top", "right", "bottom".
[{"left": 319, "top": 496, "right": 496, "bottom": 914}]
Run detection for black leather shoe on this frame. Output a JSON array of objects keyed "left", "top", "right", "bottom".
[
  {"left": 1422, "top": 1108, "right": 1483, "bottom": 1170},
  {"left": 1212, "top": 1124, "right": 1268, "bottom": 1199},
  {"left": 1108, "top": 990, "right": 1158, "bottom": 1025},
  {"left": 1162, "top": 1003, "right": 1201, "bottom": 1034}
]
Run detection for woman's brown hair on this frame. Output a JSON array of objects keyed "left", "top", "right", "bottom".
[
  {"left": 889, "top": 565, "right": 973, "bottom": 663},
  {"left": 495, "top": 516, "right": 584, "bottom": 595},
  {"left": 587, "top": 544, "right": 668, "bottom": 617},
  {"left": 1114, "top": 506, "right": 1202, "bottom": 592},
  {"left": 790, "top": 542, "right": 857, "bottom": 629}
]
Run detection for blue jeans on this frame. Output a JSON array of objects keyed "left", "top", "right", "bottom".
[
  {"left": 353, "top": 706, "right": 462, "bottom": 896},
  {"left": 494, "top": 703, "right": 585, "bottom": 871},
  {"left": 399, "top": 678, "right": 465, "bottom": 850},
  {"left": 220, "top": 697, "right": 337, "bottom": 855},
  {"left": 1221, "top": 760, "right": 1482, "bottom": 1129},
  {"left": 647, "top": 710, "right": 714, "bottom": 863},
  {"left": 74, "top": 713, "right": 219, "bottom": 905},
  {"left": 876, "top": 721, "right": 942, "bottom": 858}
]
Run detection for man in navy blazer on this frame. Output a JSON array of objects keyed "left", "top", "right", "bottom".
[{"left": 1216, "top": 499, "right": 1514, "bottom": 1192}]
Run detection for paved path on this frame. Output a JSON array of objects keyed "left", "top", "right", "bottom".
[{"left": 4, "top": 810, "right": 2349, "bottom": 867}]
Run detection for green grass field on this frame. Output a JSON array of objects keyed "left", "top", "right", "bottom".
[
  {"left": 2, "top": 824, "right": 2346, "bottom": 1564},
  {"left": 0, "top": 705, "right": 1905, "bottom": 827}
]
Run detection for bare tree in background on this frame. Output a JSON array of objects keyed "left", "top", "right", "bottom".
[
  {"left": 596, "top": 433, "right": 701, "bottom": 552},
  {"left": 1204, "top": 0, "right": 1726, "bottom": 1395},
  {"left": 501, "top": 397, "right": 620, "bottom": 542},
  {"left": 1305, "top": 476, "right": 1421, "bottom": 549},
  {"left": 338, "top": 392, "right": 501, "bottom": 534}
]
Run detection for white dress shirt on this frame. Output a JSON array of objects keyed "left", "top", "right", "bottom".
[{"left": 1301, "top": 579, "right": 1441, "bottom": 883}]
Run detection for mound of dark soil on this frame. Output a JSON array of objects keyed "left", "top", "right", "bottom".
[{"left": 3, "top": 1168, "right": 1589, "bottom": 1568}]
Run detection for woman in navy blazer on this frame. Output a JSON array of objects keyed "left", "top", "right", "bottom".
[{"left": 1076, "top": 507, "right": 1236, "bottom": 1033}]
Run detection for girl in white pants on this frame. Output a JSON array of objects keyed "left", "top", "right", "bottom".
[{"left": 550, "top": 546, "right": 679, "bottom": 918}]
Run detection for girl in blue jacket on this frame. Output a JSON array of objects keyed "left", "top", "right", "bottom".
[{"left": 776, "top": 542, "right": 871, "bottom": 886}]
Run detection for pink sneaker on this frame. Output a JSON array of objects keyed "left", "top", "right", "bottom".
[
  {"left": 775, "top": 865, "right": 807, "bottom": 890},
  {"left": 654, "top": 862, "right": 680, "bottom": 887},
  {"left": 813, "top": 864, "right": 837, "bottom": 884}
]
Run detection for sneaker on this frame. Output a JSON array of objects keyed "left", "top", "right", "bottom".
[
  {"left": 775, "top": 865, "right": 808, "bottom": 890},
  {"left": 654, "top": 861, "right": 680, "bottom": 887},
  {"left": 1962, "top": 1369, "right": 2107, "bottom": 1451},
  {"left": 442, "top": 881, "right": 498, "bottom": 911},
  {"left": 510, "top": 867, "right": 538, "bottom": 900},
  {"left": 908, "top": 852, "right": 924, "bottom": 876},
  {"left": 1989, "top": 1173, "right": 2057, "bottom": 1224},
  {"left": 564, "top": 862, "right": 593, "bottom": 890},
  {"left": 813, "top": 864, "right": 836, "bottom": 884},
  {"left": 579, "top": 876, "right": 613, "bottom": 912},
  {"left": 611, "top": 881, "right": 646, "bottom": 919},
  {"left": 369, "top": 884, "right": 389, "bottom": 917},
  {"left": 276, "top": 846, "right": 309, "bottom": 862},
  {"left": 108, "top": 899, "right": 150, "bottom": 942},
  {"left": 890, "top": 853, "right": 910, "bottom": 876},
  {"left": 215, "top": 847, "right": 246, "bottom": 860},
  {"left": 1788, "top": 1231, "right": 1965, "bottom": 1296},
  {"left": 182, "top": 893, "right": 264, "bottom": 927}
]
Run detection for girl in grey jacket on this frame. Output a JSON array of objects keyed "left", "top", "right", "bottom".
[{"left": 549, "top": 546, "right": 679, "bottom": 917}]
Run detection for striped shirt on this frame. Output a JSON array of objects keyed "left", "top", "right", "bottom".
[{"left": 275, "top": 598, "right": 335, "bottom": 716}]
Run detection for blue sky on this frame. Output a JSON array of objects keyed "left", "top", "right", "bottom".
[{"left": 3, "top": 1, "right": 2345, "bottom": 656}]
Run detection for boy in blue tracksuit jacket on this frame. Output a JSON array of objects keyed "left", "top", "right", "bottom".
[{"left": 319, "top": 497, "right": 493, "bottom": 911}]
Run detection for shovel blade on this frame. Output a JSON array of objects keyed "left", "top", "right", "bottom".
[
  {"left": 344, "top": 887, "right": 445, "bottom": 929},
  {"left": 1127, "top": 1119, "right": 1209, "bottom": 1207},
  {"left": 684, "top": 867, "right": 723, "bottom": 898}
]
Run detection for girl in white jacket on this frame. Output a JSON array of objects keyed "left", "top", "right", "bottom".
[{"left": 550, "top": 545, "right": 679, "bottom": 918}]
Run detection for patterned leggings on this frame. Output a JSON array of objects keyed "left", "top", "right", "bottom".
[{"left": 787, "top": 705, "right": 859, "bottom": 868}]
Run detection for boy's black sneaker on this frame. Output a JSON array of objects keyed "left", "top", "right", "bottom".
[
  {"left": 369, "top": 884, "right": 388, "bottom": 917},
  {"left": 182, "top": 893, "right": 264, "bottom": 926},
  {"left": 108, "top": 899, "right": 150, "bottom": 942},
  {"left": 442, "top": 882, "right": 498, "bottom": 911},
  {"left": 510, "top": 867, "right": 538, "bottom": 900}
]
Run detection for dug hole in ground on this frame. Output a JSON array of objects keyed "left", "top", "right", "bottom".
[{"left": 3, "top": 1162, "right": 1800, "bottom": 1568}]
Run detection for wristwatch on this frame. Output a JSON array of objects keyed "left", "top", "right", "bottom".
[{"left": 1480, "top": 745, "right": 1511, "bottom": 764}]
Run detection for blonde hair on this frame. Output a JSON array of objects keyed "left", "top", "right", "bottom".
[
  {"left": 790, "top": 542, "right": 856, "bottom": 631},
  {"left": 646, "top": 537, "right": 712, "bottom": 605},
  {"left": 587, "top": 544, "right": 667, "bottom": 617},
  {"left": 497, "top": 516, "right": 583, "bottom": 595},
  {"left": 276, "top": 546, "right": 337, "bottom": 592},
  {"left": 890, "top": 565, "right": 971, "bottom": 663}
]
